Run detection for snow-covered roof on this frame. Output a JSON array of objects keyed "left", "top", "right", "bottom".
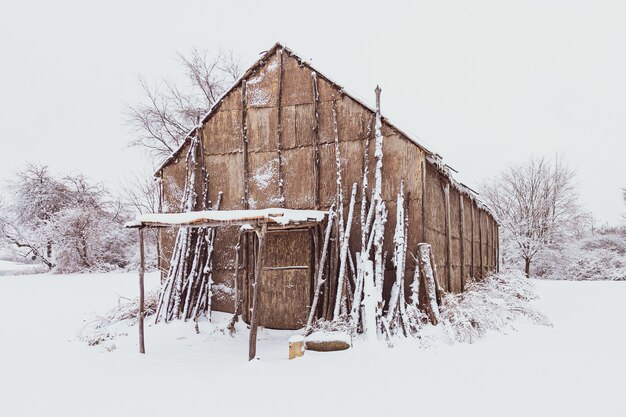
[{"left": 126, "top": 208, "right": 327, "bottom": 229}]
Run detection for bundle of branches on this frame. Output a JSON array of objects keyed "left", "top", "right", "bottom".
[
  {"left": 79, "top": 290, "right": 160, "bottom": 347},
  {"left": 437, "top": 270, "right": 551, "bottom": 343},
  {"left": 154, "top": 132, "right": 221, "bottom": 323}
]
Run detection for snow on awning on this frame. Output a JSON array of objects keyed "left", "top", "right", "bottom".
[{"left": 125, "top": 208, "right": 328, "bottom": 229}]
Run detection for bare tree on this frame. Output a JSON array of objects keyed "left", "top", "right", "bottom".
[
  {"left": 482, "top": 155, "right": 586, "bottom": 277},
  {"left": 120, "top": 171, "right": 159, "bottom": 215},
  {"left": 126, "top": 48, "right": 241, "bottom": 161}
]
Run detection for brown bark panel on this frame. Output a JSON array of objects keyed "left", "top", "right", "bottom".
[
  {"left": 281, "top": 54, "right": 315, "bottom": 106},
  {"left": 282, "top": 147, "right": 315, "bottom": 209},
  {"left": 203, "top": 153, "right": 244, "bottom": 210},
  {"left": 449, "top": 186, "right": 462, "bottom": 293},
  {"left": 248, "top": 151, "right": 281, "bottom": 208},
  {"left": 424, "top": 162, "right": 448, "bottom": 292},
  {"left": 246, "top": 53, "right": 280, "bottom": 109},
  {"left": 203, "top": 109, "right": 242, "bottom": 155},
  {"left": 247, "top": 107, "right": 279, "bottom": 152},
  {"left": 211, "top": 269, "right": 236, "bottom": 314}
]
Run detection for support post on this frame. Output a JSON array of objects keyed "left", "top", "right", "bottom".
[
  {"left": 470, "top": 200, "right": 475, "bottom": 279},
  {"left": 443, "top": 182, "right": 452, "bottom": 292},
  {"left": 249, "top": 222, "right": 268, "bottom": 361},
  {"left": 138, "top": 227, "right": 146, "bottom": 354},
  {"left": 241, "top": 80, "right": 250, "bottom": 209},
  {"left": 276, "top": 48, "right": 285, "bottom": 207},
  {"left": 311, "top": 72, "right": 320, "bottom": 210},
  {"left": 459, "top": 194, "right": 465, "bottom": 292},
  {"left": 496, "top": 224, "right": 500, "bottom": 272},
  {"left": 421, "top": 158, "right": 427, "bottom": 243},
  {"left": 479, "top": 209, "right": 484, "bottom": 279}
]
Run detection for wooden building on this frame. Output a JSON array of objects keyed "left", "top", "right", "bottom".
[{"left": 155, "top": 43, "right": 499, "bottom": 331}]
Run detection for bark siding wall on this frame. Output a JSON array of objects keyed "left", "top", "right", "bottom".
[{"left": 159, "top": 46, "right": 498, "bottom": 325}]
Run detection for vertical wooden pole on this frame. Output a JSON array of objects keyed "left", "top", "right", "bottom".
[
  {"left": 311, "top": 72, "right": 320, "bottom": 210},
  {"left": 249, "top": 222, "right": 268, "bottom": 361},
  {"left": 276, "top": 48, "right": 285, "bottom": 208},
  {"left": 138, "top": 228, "right": 146, "bottom": 354},
  {"left": 241, "top": 80, "right": 250, "bottom": 209},
  {"left": 470, "top": 200, "right": 475, "bottom": 280},
  {"left": 421, "top": 158, "right": 427, "bottom": 243},
  {"left": 459, "top": 194, "right": 465, "bottom": 292},
  {"left": 312, "top": 225, "right": 320, "bottom": 307},
  {"left": 326, "top": 220, "right": 339, "bottom": 320},
  {"left": 496, "top": 223, "right": 500, "bottom": 272},
  {"left": 478, "top": 209, "right": 484, "bottom": 279},
  {"left": 233, "top": 229, "right": 244, "bottom": 315},
  {"left": 493, "top": 220, "right": 497, "bottom": 272},
  {"left": 443, "top": 182, "right": 452, "bottom": 292}
]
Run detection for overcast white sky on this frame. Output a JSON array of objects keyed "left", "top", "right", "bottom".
[{"left": 1, "top": 0, "right": 624, "bottom": 224}]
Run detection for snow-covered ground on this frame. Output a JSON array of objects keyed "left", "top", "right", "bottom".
[
  {"left": 1, "top": 266, "right": 624, "bottom": 416},
  {"left": 0, "top": 259, "right": 44, "bottom": 276}
]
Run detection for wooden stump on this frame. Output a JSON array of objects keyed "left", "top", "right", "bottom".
[{"left": 288, "top": 336, "right": 305, "bottom": 360}]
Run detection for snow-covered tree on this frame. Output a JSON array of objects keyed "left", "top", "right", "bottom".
[
  {"left": 482, "top": 155, "right": 588, "bottom": 277},
  {"left": 1, "top": 164, "right": 135, "bottom": 272}
]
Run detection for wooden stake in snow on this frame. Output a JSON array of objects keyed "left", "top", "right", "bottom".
[
  {"left": 249, "top": 222, "right": 268, "bottom": 361},
  {"left": 138, "top": 227, "right": 146, "bottom": 354},
  {"left": 360, "top": 256, "right": 377, "bottom": 342},
  {"left": 386, "top": 180, "right": 407, "bottom": 334},
  {"left": 305, "top": 205, "right": 336, "bottom": 333},
  {"left": 371, "top": 85, "right": 387, "bottom": 335},
  {"left": 416, "top": 243, "right": 441, "bottom": 325},
  {"left": 333, "top": 183, "right": 357, "bottom": 320},
  {"left": 332, "top": 99, "right": 345, "bottom": 249}
]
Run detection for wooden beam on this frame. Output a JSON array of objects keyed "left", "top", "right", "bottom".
[
  {"left": 311, "top": 72, "right": 320, "bottom": 210},
  {"left": 138, "top": 228, "right": 146, "bottom": 354},
  {"left": 459, "top": 194, "right": 465, "bottom": 292},
  {"left": 248, "top": 222, "right": 268, "bottom": 361},
  {"left": 443, "top": 182, "right": 452, "bottom": 292},
  {"left": 276, "top": 48, "right": 285, "bottom": 208},
  {"left": 241, "top": 80, "right": 250, "bottom": 209}
]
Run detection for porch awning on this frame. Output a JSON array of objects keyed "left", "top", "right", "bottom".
[{"left": 125, "top": 208, "right": 328, "bottom": 229}]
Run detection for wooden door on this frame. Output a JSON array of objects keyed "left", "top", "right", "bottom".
[{"left": 257, "top": 229, "right": 312, "bottom": 330}]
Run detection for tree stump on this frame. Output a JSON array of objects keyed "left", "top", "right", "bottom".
[{"left": 288, "top": 335, "right": 305, "bottom": 360}]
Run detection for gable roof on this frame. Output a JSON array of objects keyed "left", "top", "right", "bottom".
[
  {"left": 153, "top": 42, "right": 497, "bottom": 220},
  {"left": 154, "top": 42, "right": 440, "bottom": 175}
]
